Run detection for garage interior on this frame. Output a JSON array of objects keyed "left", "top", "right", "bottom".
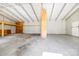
[{"left": 0, "top": 3, "right": 79, "bottom": 56}]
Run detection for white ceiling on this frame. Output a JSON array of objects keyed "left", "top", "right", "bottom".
[{"left": 0, "top": 3, "right": 78, "bottom": 23}]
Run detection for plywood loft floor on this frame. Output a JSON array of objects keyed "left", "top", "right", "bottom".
[{"left": 0, "top": 34, "right": 79, "bottom": 56}]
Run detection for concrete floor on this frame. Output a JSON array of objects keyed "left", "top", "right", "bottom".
[
  {"left": 21, "top": 34, "right": 79, "bottom": 56},
  {"left": 0, "top": 34, "right": 79, "bottom": 56}
]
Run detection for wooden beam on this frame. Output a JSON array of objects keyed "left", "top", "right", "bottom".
[
  {"left": 0, "top": 5, "right": 24, "bottom": 22},
  {"left": 0, "top": 22, "right": 1, "bottom": 24},
  {"left": 55, "top": 3, "right": 66, "bottom": 21},
  {"left": 29, "top": 3, "right": 39, "bottom": 22},
  {"left": 6, "top": 4, "right": 30, "bottom": 22},
  {"left": 4, "top": 22, "right": 16, "bottom": 26},
  {"left": 1, "top": 22, "right": 4, "bottom": 37},
  {"left": 62, "top": 4, "right": 78, "bottom": 20},
  {"left": 0, "top": 10, "right": 16, "bottom": 22},
  {"left": 66, "top": 8, "right": 79, "bottom": 21},
  {"left": 17, "top": 4, "right": 34, "bottom": 22},
  {"left": 0, "top": 22, "right": 16, "bottom": 26},
  {"left": 41, "top": 8, "right": 47, "bottom": 39},
  {"left": 49, "top": 3, "right": 55, "bottom": 21},
  {"left": 0, "top": 14, "right": 16, "bottom": 22}
]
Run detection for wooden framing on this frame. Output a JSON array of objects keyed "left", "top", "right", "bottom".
[
  {"left": 18, "top": 4, "right": 34, "bottom": 22},
  {"left": 29, "top": 3, "right": 39, "bottom": 22},
  {"left": 0, "top": 22, "right": 16, "bottom": 26},
  {"left": 0, "top": 22, "right": 1, "bottom": 24},
  {"left": 6, "top": 4, "right": 30, "bottom": 22},
  {"left": 41, "top": 8, "right": 47, "bottom": 39},
  {"left": 16, "top": 22, "right": 23, "bottom": 33},
  {"left": 0, "top": 21, "right": 24, "bottom": 37},
  {"left": 49, "top": 3, "right": 55, "bottom": 21},
  {"left": 4, "top": 22, "right": 16, "bottom": 26},
  {"left": 1, "top": 22, "right": 4, "bottom": 37},
  {"left": 0, "top": 21, "right": 16, "bottom": 37},
  {"left": 55, "top": 3, "right": 66, "bottom": 21},
  {"left": 0, "top": 4, "right": 24, "bottom": 22}
]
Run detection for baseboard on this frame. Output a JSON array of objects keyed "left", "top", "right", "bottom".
[{"left": 66, "top": 34, "right": 79, "bottom": 38}]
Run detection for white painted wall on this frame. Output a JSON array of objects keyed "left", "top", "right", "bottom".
[
  {"left": 23, "top": 25, "right": 40, "bottom": 34},
  {"left": 23, "top": 22, "right": 40, "bottom": 34},
  {"left": 66, "top": 9, "right": 79, "bottom": 37},
  {"left": 23, "top": 20, "right": 66, "bottom": 34},
  {"left": 47, "top": 20, "right": 66, "bottom": 34}
]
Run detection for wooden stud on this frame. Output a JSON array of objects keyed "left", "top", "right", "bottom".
[{"left": 1, "top": 22, "right": 4, "bottom": 37}]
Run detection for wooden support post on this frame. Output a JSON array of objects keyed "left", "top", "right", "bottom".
[
  {"left": 41, "top": 8, "right": 47, "bottom": 39},
  {"left": 2, "top": 22, "right": 4, "bottom": 37}
]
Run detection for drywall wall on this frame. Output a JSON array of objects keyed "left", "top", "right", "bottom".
[
  {"left": 23, "top": 22, "right": 40, "bottom": 34},
  {"left": 23, "top": 20, "right": 66, "bottom": 34},
  {"left": 47, "top": 20, "right": 66, "bottom": 34},
  {"left": 23, "top": 25, "right": 40, "bottom": 34},
  {"left": 66, "top": 9, "right": 79, "bottom": 37}
]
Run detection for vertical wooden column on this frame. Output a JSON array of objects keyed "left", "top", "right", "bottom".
[
  {"left": 41, "top": 8, "right": 47, "bottom": 39},
  {"left": 1, "top": 22, "right": 4, "bottom": 37}
]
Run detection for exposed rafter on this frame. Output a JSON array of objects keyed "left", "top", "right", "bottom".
[
  {"left": 49, "top": 3, "right": 55, "bottom": 21},
  {"left": 0, "top": 4, "right": 22, "bottom": 22},
  {"left": 29, "top": 3, "right": 39, "bottom": 22},
  {"left": 40, "top": 3, "right": 43, "bottom": 21},
  {"left": 41, "top": 3, "right": 43, "bottom": 8},
  {"left": 62, "top": 4, "right": 78, "bottom": 20},
  {"left": 0, "top": 13, "right": 16, "bottom": 22},
  {"left": 0, "top": 10, "right": 17, "bottom": 22},
  {"left": 66, "top": 8, "right": 79, "bottom": 21},
  {"left": 55, "top": 3, "right": 67, "bottom": 21},
  {"left": 6, "top": 4, "right": 30, "bottom": 22},
  {"left": 16, "top": 3, "right": 34, "bottom": 22},
  {"left": 0, "top": 3, "right": 77, "bottom": 23}
]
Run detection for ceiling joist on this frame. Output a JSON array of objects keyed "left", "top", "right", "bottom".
[
  {"left": 55, "top": 3, "right": 67, "bottom": 21},
  {"left": 66, "top": 8, "right": 79, "bottom": 21},
  {"left": 0, "top": 10, "right": 17, "bottom": 22},
  {"left": 29, "top": 3, "right": 39, "bottom": 22},
  {"left": 0, "top": 3, "right": 78, "bottom": 23},
  {"left": 49, "top": 3, "right": 55, "bottom": 21},
  {"left": 0, "top": 13, "right": 16, "bottom": 22},
  {"left": 0, "top": 4, "right": 24, "bottom": 22},
  {"left": 0, "top": 4, "right": 21, "bottom": 21},
  {"left": 16, "top": 3, "right": 34, "bottom": 22},
  {"left": 6, "top": 4, "right": 30, "bottom": 22},
  {"left": 62, "top": 4, "right": 78, "bottom": 21}
]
